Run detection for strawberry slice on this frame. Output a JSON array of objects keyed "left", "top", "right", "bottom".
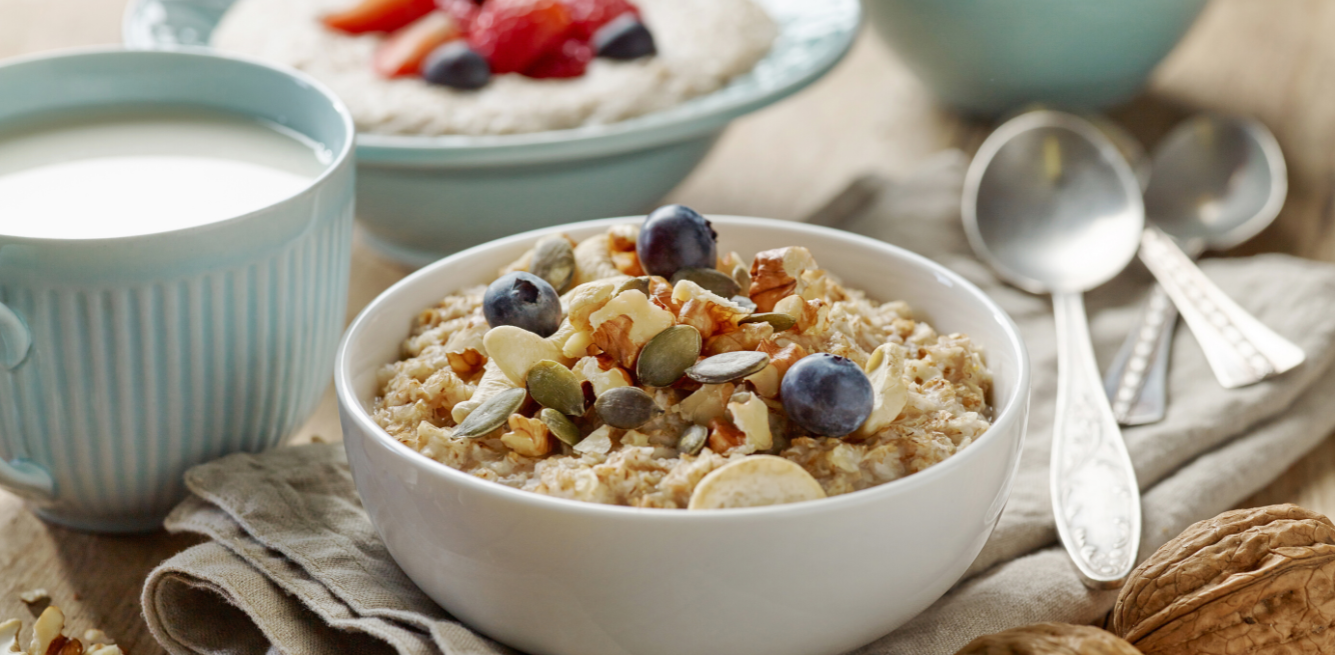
[
  {"left": 437, "top": 0, "right": 482, "bottom": 32},
  {"left": 468, "top": 0, "right": 573, "bottom": 74},
  {"left": 525, "top": 37, "right": 593, "bottom": 78},
  {"left": 564, "top": 0, "right": 637, "bottom": 41},
  {"left": 373, "top": 12, "right": 462, "bottom": 77},
  {"left": 322, "top": 0, "right": 438, "bottom": 34}
]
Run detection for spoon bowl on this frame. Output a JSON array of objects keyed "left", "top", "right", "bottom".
[
  {"left": 963, "top": 111, "right": 1145, "bottom": 294},
  {"left": 1145, "top": 114, "right": 1287, "bottom": 253}
]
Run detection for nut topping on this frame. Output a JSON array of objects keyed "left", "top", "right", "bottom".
[{"left": 1113, "top": 504, "right": 1335, "bottom": 655}]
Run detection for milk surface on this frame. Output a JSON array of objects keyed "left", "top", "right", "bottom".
[{"left": 0, "top": 109, "right": 330, "bottom": 239}]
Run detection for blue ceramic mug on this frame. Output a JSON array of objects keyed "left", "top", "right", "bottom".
[
  {"left": 0, "top": 49, "right": 355, "bottom": 532},
  {"left": 863, "top": 0, "right": 1210, "bottom": 115}
]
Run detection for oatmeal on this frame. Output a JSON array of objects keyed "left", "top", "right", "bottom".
[
  {"left": 373, "top": 206, "right": 993, "bottom": 508},
  {"left": 212, "top": 0, "right": 777, "bottom": 136}
]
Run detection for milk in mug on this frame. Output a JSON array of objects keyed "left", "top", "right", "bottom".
[{"left": 0, "top": 109, "right": 331, "bottom": 239}]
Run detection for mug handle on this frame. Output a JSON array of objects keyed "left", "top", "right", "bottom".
[{"left": 0, "top": 301, "right": 53, "bottom": 500}]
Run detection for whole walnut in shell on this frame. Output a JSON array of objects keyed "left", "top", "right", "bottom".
[
  {"left": 953, "top": 622, "right": 1140, "bottom": 654},
  {"left": 1113, "top": 504, "right": 1335, "bottom": 655}
]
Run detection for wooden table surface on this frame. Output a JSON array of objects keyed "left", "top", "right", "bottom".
[{"left": 5, "top": 0, "right": 1335, "bottom": 651}]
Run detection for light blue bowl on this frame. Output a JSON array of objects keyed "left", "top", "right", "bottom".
[
  {"left": 125, "top": 0, "right": 861, "bottom": 267},
  {"left": 863, "top": 0, "right": 1209, "bottom": 116}
]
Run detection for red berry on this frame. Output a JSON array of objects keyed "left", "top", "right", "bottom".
[
  {"left": 525, "top": 36, "right": 593, "bottom": 78},
  {"left": 564, "top": 0, "right": 637, "bottom": 40},
  {"left": 372, "top": 11, "right": 461, "bottom": 77},
  {"left": 322, "top": 0, "right": 438, "bottom": 34},
  {"left": 467, "top": 0, "right": 573, "bottom": 74},
  {"left": 436, "top": 0, "right": 480, "bottom": 31}
]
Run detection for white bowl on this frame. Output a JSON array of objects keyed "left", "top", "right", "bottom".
[{"left": 335, "top": 216, "right": 1030, "bottom": 655}]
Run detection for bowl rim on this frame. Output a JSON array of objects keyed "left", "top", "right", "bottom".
[
  {"left": 121, "top": 0, "right": 862, "bottom": 166},
  {"left": 335, "top": 215, "right": 1031, "bottom": 520},
  {"left": 0, "top": 45, "right": 356, "bottom": 246}
]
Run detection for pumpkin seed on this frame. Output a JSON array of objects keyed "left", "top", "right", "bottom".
[
  {"left": 531, "top": 236, "right": 576, "bottom": 293},
  {"left": 670, "top": 267, "right": 741, "bottom": 298},
  {"left": 615, "top": 276, "right": 652, "bottom": 297},
  {"left": 594, "top": 386, "right": 663, "bottom": 429},
  {"left": 731, "top": 295, "right": 757, "bottom": 312},
  {"left": 636, "top": 325, "right": 702, "bottom": 387},
  {"left": 731, "top": 263, "right": 751, "bottom": 291},
  {"left": 540, "top": 408, "right": 583, "bottom": 446},
  {"left": 455, "top": 387, "right": 526, "bottom": 438},
  {"left": 526, "top": 360, "right": 585, "bottom": 416},
  {"left": 739, "top": 312, "right": 796, "bottom": 332},
  {"left": 678, "top": 424, "right": 709, "bottom": 456},
  {"left": 685, "top": 351, "right": 771, "bottom": 384}
]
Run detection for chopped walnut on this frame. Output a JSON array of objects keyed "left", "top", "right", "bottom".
[
  {"left": 758, "top": 341, "right": 808, "bottom": 376},
  {"left": 707, "top": 417, "right": 747, "bottom": 453},
  {"left": 442, "top": 316, "right": 488, "bottom": 376},
  {"left": 572, "top": 234, "right": 627, "bottom": 285},
  {"left": 705, "top": 322, "right": 774, "bottom": 355},
  {"left": 672, "top": 280, "right": 748, "bottom": 339},
  {"left": 607, "top": 224, "right": 644, "bottom": 276},
  {"left": 500, "top": 414, "right": 553, "bottom": 457},
  {"left": 678, "top": 383, "right": 734, "bottom": 425},
  {"left": 588, "top": 290, "right": 674, "bottom": 368},
  {"left": 727, "top": 392, "right": 772, "bottom": 451},
  {"left": 748, "top": 246, "right": 817, "bottom": 312}
]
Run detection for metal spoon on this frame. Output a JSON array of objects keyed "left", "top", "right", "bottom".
[
  {"left": 963, "top": 110, "right": 1144, "bottom": 589},
  {"left": 1104, "top": 115, "right": 1301, "bottom": 425}
]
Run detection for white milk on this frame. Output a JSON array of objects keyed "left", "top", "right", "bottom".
[{"left": 0, "top": 109, "right": 331, "bottom": 239}]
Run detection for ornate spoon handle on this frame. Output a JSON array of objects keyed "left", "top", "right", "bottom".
[
  {"left": 1104, "top": 285, "right": 1176, "bottom": 426},
  {"left": 1051, "top": 291, "right": 1141, "bottom": 589},
  {"left": 1138, "top": 226, "right": 1305, "bottom": 389}
]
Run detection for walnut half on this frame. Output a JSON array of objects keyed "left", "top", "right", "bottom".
[
  {"left": 953, "top": 623, "right": 1139, "bottom": 654},
  {"left": 1113, "top": 504, "right": 1335, "bottom": 655}
]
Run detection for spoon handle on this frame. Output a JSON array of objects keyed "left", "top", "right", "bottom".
[
  {"left": 1051, "top": 291, "right": 1142, "bottom": 589},
  {"left": 1138, "top": 226, "right": 1306, "bottom": 388},
  {"left": 1103, "top": 285, "right": 1176, "bottom": 426}
]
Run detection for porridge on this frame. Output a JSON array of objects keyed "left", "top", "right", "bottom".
[
  {"left": 212, "top": 0, "right": 777, "bottom": 135},
  {"left": 373, "top": 206, "right": 993, "bottom": 508}
]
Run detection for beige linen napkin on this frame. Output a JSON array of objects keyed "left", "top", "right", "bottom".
[{"left": 143, "top": 151, "right": 1335, "bottom": 655}]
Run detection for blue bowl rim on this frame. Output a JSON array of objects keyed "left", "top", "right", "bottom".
[{"left": 122, "top": 0, "right": 862, "bottom": 167}]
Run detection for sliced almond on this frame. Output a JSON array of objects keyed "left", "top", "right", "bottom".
[
  {"left": 483, "top": 325, "right": 568, "bottom": 385},
  {"left": 688, "top": 455, "right": 826, "bottom": 510}
]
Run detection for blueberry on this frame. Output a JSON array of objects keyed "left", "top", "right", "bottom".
[
  {"left": 636, "top": 205, "right": 717, "bottom": 278},
  {"left": 780, "top": 353, "right": 873, "bottom": 437},
  {"left": 423, "top": 41, "right": 491, "bottom": 90},
  {"left": 483, "top": 271, "right": 562, "bottom": 337},
  {"left": 594, "top": 14, "right": 656, "bottom": 60}
]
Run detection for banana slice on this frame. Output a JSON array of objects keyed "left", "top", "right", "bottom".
[{"left": 688, "top": 455, "right": 826, "bottom": 510}]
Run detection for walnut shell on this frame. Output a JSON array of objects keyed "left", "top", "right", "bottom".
[
  {"left": 1113, "top": 504, "right": 1335, "bottom": 655},
  {"left": 953, "top": 623, "right": 1140, "bottom": 654}
]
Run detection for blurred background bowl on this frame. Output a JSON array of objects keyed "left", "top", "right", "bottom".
[
  {"left": 124, "top": 0, "right": 861, "bottom": 267},
  {"left": 863, "top": 0, "right": 1209, "bottom": 116}
]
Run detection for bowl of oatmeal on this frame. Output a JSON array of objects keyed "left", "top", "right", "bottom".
[
  {"left": 124, "top": 0, "right": 860, "bottom": 266},
  {"left": 335, "top": 212, "right": 1030, "bottom": 655}
]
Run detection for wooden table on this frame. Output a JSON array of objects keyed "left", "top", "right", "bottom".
[{"left": 4, "top": 1, "right": 1335, "bottom": 651}]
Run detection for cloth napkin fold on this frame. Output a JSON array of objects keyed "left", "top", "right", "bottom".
[{"left": 143, "top": 151, "right": 1335, "bottom": 655}]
